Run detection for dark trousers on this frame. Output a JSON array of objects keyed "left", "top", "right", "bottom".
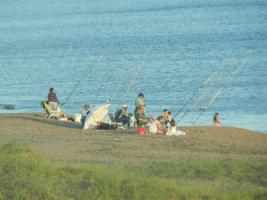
[{"left": 117, "top": 117, "right": 130, "bottom": 127}]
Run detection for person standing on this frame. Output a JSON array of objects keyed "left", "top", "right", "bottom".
[
  {"left": 81, "top": 104, "right": 90, "bottom": 126},
  {"left": 134, "top": 93, "right": 149, "bottom": 127},
  {"left": 213, "top": 113, "right": 221, "bottom": 127},
  {"left": 135, "top": 93, "right": 146, "bottom": 112}
]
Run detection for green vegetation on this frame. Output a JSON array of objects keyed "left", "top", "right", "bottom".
[{"left": 0, "top": 143, "right": 266, "bottom": 200}]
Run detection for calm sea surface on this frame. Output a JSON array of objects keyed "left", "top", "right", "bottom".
[{"left": 0, "top": 0, "right": 267, "bottom": 132}]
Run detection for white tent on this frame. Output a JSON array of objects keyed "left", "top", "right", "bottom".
[{"left": 83, "top": 104, "right": 110, "bottom": 129}]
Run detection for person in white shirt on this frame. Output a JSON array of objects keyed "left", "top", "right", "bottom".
[
  {"left": 166, "top": 119, "right": 186, "bottom": 136},
  {"left": 149, "top": 116, "right": 166, "bottom": 135}
]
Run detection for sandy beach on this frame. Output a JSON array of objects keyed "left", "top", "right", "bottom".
[{"left": 1, "top": 113, "right": 266, "bottom": 164}]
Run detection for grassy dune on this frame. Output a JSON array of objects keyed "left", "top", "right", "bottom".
[
  {"left": 0, "top": 114, "right": 267, "bottom": 199},
  {"left": 0, "top": 144, "right": 266, "bottom": 200}
]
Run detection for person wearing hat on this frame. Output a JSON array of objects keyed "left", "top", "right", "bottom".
[{"left": 115, "top": 104, "right": 130, "bottom": 127}]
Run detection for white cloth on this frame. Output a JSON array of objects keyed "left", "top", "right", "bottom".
[
  {"left": 166, "top": 126, "right": 186, "bottom": 136},
  {"left": 49, "top": 101, "right": 59, "bottom": 111},
  {"left": 74, "top": 114, "right": 82, "bottom": 123},
  {"left": 149, "top": 120, "right": 158, "bottom": 134}
]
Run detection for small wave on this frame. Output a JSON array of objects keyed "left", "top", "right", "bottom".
[{"left": 0, "top": 104, "right": 16, "bottom": 110}]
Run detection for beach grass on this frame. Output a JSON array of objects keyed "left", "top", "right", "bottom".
[{"left": 0, "top": 143, "right": 266, "bottom": 200}]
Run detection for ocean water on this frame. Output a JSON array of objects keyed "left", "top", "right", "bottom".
[{"left": 0, "top": 0, "right": 267, "bottom": 132}]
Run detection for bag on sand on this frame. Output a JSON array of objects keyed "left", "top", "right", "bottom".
[{"left": 96, "top": 123, "right": 118, "bottom": 130}]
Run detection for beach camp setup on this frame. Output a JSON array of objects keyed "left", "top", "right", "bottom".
[{"left": 40, "top": 48, "right": 253, "bottom": 131}]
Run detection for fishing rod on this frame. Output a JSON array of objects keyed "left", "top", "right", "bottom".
[
  {"left": 173, "top": 68, "right": 223, "bottom": 120},
  {"left": 92, "top": 63, "right": 111, "bottom": 107},
  {"left": 108, "top": 58, "right": 129, "bottom": 104},
  {"left": 108, "top": 49, "right": 135, "bottom": 111},
  {"left": 93, "top": 48, "right": 135, "bottom": 106},
  {"left": 174, "top": 55, "right": 250, "bottom": 124},
  {"left": 173, "top": 61, "right": 230, "bottom": 122},
  {"left": 192, "top": 52, "right": 253, "bottom": 125},
  {"left": 121, "top": 45, "right": 153, "bottom": 105},
  {"left": 61, "top": 49, "right": 108, "bottom": 106}
]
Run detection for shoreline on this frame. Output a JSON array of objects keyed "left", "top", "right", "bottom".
[
  {"left": 0, "top": 113, "right": 266, "bottom": 163},
  {"left": 0, "top": 112, "right": 266, "bottom": 134}
]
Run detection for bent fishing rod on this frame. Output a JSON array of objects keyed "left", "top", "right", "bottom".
[
  {"left": 108, "top": 49, "right": 135, "bottom": 106},
  {"left": 121, "top": 45, "right": 153, "bottom": 105},
  {"left": 173, "top": 63, "right": 228, "bottom": 121},
  {"left": 61, "top": 49, "right": 108, "bottom": 106},
  {"left": 192, "top": 51, "right": 254, "bottom": 125},
  {"left": 174, "top": 52, "right": 253, "bottom": 124}
]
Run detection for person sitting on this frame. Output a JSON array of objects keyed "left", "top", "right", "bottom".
[
  {"left": 166, "top": 119, "right": 186, "bottom": 136},
  {"left": 148, "top": 117, "right": 157, "bottom": 135},
  {"left": 148, "top": 117, "right": 165, "bottom": 135},
  {"left": 156, "top": 116, "right": 167, "bottom": 135},
  {"left": 162, "top": 109, "right": 171, "bottom": 127},
  {"left": 48, "top": 88, "right": 60, "bottom": 111},
  {"left": 115, "top": 104, "right": 130, "bottom": 127},
  {"left": 81, "top": 104, "right": 90, "bottom": 126},
  {"left": 213, "top": 112, "right": 221, "bottom": 127}
]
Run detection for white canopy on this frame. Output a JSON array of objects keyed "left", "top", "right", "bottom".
[{"left": 83, "top": 104, "right": 110, "bottom": 129}]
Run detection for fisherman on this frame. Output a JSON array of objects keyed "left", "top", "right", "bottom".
[
  {"left": 134, "top": 93, "right": 149, "bottom": 127},
  {"left": 81, "top": 104, "right": 90, "bottom": 126},
  {"left": 48, "top": 88, "right": 60, "bottom": 110},
  {"left": 135, "top": 93, "right": 146, "bottom": 112},
  {"left": 115, "top": 104, "right": 130, "bottom": 127},
  {"left": 135, "top": 106, "right": 149, "bottom": 127}
]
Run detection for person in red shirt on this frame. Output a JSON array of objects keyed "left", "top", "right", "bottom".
[{"left": 48, "top": 88, "right": 60, "bottom": 110}]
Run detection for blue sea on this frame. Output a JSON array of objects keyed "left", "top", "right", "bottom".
[{"left": 0, "top": 0, "right": 267, "bottom": 132}]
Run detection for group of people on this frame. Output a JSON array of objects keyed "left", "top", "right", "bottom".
[
  {"left": 46, "top": 88, "right": 221, "bottom": 133},
  {"left": 133, "top": 94, "right": 187, "bottom": 135},
  {"left": 148, "top": 110, "right": 186, "bottom": 136}
]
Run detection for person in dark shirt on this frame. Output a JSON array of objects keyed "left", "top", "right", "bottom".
[
  {"left": 81, "top": 104, "right": 90, "bottom": 126},
  {"left": 115, "top": 104, "right": 130, "bottom": 127},
  {"left": 48, "top": 88, "right": 60, "bottom": 110}
]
